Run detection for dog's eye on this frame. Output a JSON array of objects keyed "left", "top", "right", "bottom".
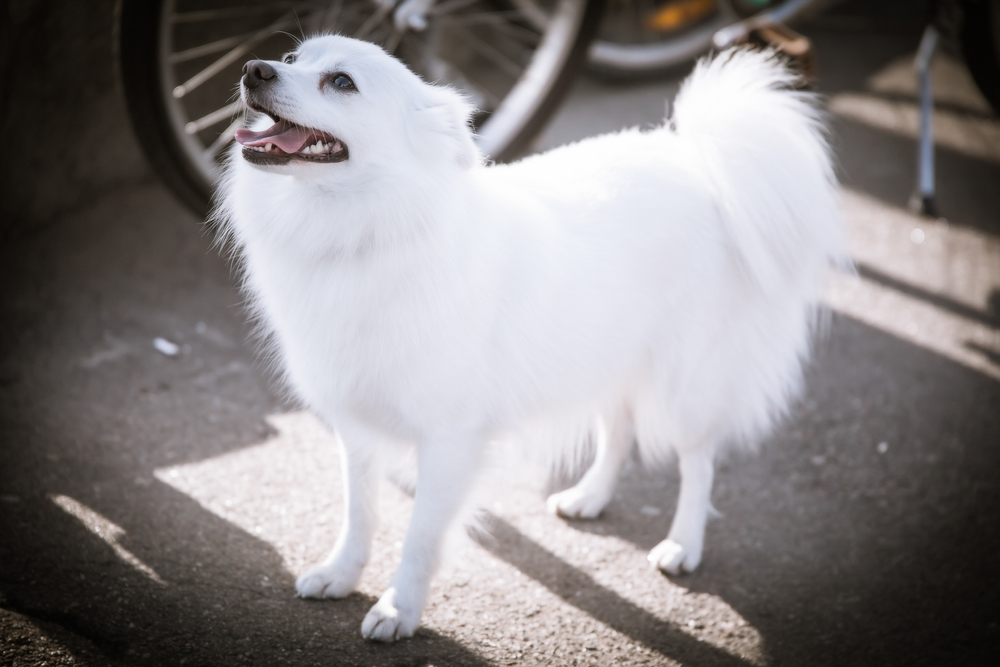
[
  {"left": 332, "top": 74, "right": 355, "bottom": 91},
  {"left": 282, "top": 53, "right": 297, "bottom": 65}
]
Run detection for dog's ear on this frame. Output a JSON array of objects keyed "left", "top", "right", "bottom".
[{"left": 412, "top": 85, "right": 480, "bottom": 169}]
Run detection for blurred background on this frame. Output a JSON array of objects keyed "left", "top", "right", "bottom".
[{"left": 1, "top": 1, "right": 999, "bottom": 666}]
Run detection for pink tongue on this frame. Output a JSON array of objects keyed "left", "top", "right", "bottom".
[{"left": 235, "top": 120, "right": 313, "bottom": 153}]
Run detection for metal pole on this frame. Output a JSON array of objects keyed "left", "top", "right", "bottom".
[{"left": 914, "top": 24, "right": 939, "bottom": 217}]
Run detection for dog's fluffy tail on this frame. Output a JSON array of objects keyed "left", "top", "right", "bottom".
[{"left": 672, "top": 49, "right": 849, "bottom": 289}]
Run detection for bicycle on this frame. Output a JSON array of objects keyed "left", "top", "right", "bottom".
[
  {"left": 586, "top": 0, "right": 817, "bottom": 76},
  {"left": 118, "top": 0, "right": 605, "bottom": 215},
  {"left": 117, "top": 0, "right": 1000, "bottom": 216}
]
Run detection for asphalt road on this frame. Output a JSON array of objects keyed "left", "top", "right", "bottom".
[{"left": 2, "top": 8, "right": 999, "bottom": 667}]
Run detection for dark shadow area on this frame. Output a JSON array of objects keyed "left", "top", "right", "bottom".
[
  {"left": 856, "top": 262, "right": 1000, "bottom": 328},
  {"left": 804, "top": 0, "right": 931, "bottom": 35},
  {"left": 804, "top": 27, "right": 924, "bottom": 94},
  {"left": 554, "top": 313, "right": 1000, "bottom": 666},
  {"left": 964, "top": 340, "right": 1000, "bottom": 366},
  {"left": 1, "top": 482, "right": 487, "bottom": 667},
  {"left": 832, "top": 115, "right": 1000, "bottom": 234}
]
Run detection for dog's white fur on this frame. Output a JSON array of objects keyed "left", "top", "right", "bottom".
[{"left": 215, "top": 35, "right": 847, "bottom": 641}]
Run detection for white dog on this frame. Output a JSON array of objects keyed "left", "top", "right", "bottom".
[{"left": 215, "top": 34, "right": 846, "bottom": 642}]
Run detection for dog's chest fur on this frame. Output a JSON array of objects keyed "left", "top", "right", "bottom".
[{"left": 241, "top": 219, "right": 500, "bottom": 437}]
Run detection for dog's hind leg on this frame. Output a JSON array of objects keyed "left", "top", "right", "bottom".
[
  {"left": 362, "top": 430, "right": 484, "bottom": 642},
  {"left": 648, "top": 445, "right": 715, "bottom": 575},
  {"left": 546, "top": 409, "right": 633, "bottom": 519},
  {"left": 296, "top": 421, "right": 379, "bottom": 600}
]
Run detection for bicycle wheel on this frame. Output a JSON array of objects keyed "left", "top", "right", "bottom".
[
  {"left": 118, "top": 0, "right": 603, "bottom": 216},
  {"left": 587, "top": 0, "right": 740, "bottom": 76}
]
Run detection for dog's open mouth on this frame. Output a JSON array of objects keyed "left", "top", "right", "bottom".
[{"left": 235, "top": 117, "right": 349, "bottom": 166}]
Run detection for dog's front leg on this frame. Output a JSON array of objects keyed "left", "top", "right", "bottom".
[
  {"left": 362, "top": 432, "right": 482, "bottom": 641},
  {"left": 296, "top": 421, "right": 379, "bottom": 599},
  {"left": 648, "top": 446, "right": 715, "bottom": 575}
]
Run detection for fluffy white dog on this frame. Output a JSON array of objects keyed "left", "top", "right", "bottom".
[{"left": 215, "top": 34, "right": 847, "bottom": 641}]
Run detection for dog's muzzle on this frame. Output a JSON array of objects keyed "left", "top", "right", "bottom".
[{"left": 236, "top": 59, "right": 349, "bottom": 167}]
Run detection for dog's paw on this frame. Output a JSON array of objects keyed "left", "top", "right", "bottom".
[
  {"left": 361, "top": 589, "right": 419, "bottom": 642},
  {"left": 546, "top": 486, "right": 609, "bottom": 519},
  {"left": 296, "top": 561, "right": 362, "bottom": 599},
  {"left": 648, "top": 538, "right": 701, "bottom": 575}
]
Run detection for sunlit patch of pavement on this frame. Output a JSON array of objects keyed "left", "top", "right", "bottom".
[
  {"left": 826, "top": 189, "right": 1000, "bottom": 380},
  {"left": 51, "top": 494, "right": 167, "bottom": 585},
  {"left": 156, "top": 411, "right": 766, "bottom": 665}
]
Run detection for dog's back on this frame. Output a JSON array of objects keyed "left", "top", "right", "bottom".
[{"left": 483, "top": 49, "right": 846, "bottom": 466}]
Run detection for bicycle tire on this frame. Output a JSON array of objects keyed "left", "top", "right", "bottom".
[
  {"left": 586, "top": 0, "right": 739, "bottom": 77},
  {"left": 118, "top": 0, "right": 603, "bottom": 216}
]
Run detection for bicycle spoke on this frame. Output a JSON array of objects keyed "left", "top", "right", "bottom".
[
  {"left": 452, "top": 9, "right": 537, "bottom": 23},
  {"left": 384, "top": 26, "right": 405, "bottom": 54},
  {"left": 186, "top": 100, "right": 245, "bottom": 135},
  {"left": 445, "top": 19, "right": 524, "bottom": 80},
  {"left": 172, "top": 3, "right": 296, "bottom": 24},
  {"left": 317, "top": 0, "right": 347, "bottom": 32},
  {"left": 172, "top": 10, "right": 299, "bottom": 99},
  {"left": 510, "top": 0, "right": 549, "bottom": 31},
  {"left": 203, "top": 118, "right": 244, "bottom": 160},
  {"left": 409, "top": 28, "right": 502, "bottom": 109},
  {"left": 438, "top": 62, "right": 501, "bottom": 110},
  {"left": 452, "top": 14, "right": 542, "bottom": 45},
  {"left": 353, "top": 4, "right": 393, "bottom": 40},
  {"left": 170, "top": 31, "right": 259, "bottom": 64},
  {"left": 429, "top": 0, "right": 482, "bottom": 17},
  {"left": 491, "top": 20, "right": 542, "bottom": 45}
]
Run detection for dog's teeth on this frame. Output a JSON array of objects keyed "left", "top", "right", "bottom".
[{"left": 264, "top": 143, "right": 274, "bottom": 152}]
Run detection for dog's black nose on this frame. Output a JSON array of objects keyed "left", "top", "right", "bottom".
[{"left": 242, "top": 60, "right": 276, "bottom": 89}]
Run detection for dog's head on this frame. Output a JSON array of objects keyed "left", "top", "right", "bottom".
[{"left": 234, "top": 35, "right": 480, "bottom": 177}]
